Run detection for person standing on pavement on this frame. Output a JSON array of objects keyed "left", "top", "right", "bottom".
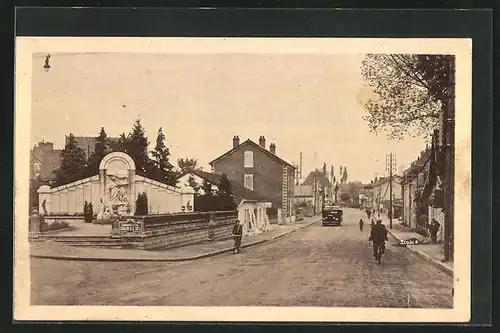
[
  {"left": 232, "top": 219, "right": 243, "bottom": 254},
  {"left": 430, "top": 219, "right": 440, "bottom": 243},
  {"left": 359, "top": 219, "right": 364, "bottom": 231}
]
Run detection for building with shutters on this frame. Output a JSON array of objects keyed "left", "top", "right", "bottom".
[{"left": 209, "top": 135, "right": 296, "bottom": 224}]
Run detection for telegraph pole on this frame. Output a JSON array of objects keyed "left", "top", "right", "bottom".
[
  {"left": 389, "top": 153, "right": 393, "bottom": 229},
  {"left": 386, "top": 153, "right": 396, "bottom": 229}
]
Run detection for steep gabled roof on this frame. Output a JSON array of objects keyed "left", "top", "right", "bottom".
[
  {"left": 302, "top": 171, "right": 332, "bottom": 187},
  {"left": 179, "top": 169, "right": 272, "bottom": 204},
  {"left": 401, "top": 149, "right": 432, "bottom": 184},
  {"left": 209, "top": 139, "right": 295, "bottom": 168}
]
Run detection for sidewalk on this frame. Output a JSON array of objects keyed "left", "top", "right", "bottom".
[
  {"left": 30, "top": 216, "right": 320, "bottom": 262},
  {"left": 376, "top": 214, "right": 453, "bottom": 276}
]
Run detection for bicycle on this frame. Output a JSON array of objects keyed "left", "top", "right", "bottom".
[{"left": 373, "top": 242, "right": 385, "bottom": 264}]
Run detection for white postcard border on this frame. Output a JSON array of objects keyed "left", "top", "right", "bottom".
[{"left": 14, "top": 37, "right": 472, "bottom": 322}]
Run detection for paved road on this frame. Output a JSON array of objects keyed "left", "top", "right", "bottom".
[{"left": 31, "top": 208, "right": 453, "bottom": 308}]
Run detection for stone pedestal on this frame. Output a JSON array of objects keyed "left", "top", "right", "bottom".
[{"left": 29, "top": 210, "right": 41, "bottom": 239}]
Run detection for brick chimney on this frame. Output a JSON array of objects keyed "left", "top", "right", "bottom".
[
  {"left": 39, "top": 141, "right": 54, "bottom": 152},
  {"left": 258, "top": 135, "right": 266, "bottom": 148},
  {"left": 269, "top": 143, "right": 276, "bottom": 154},
  {"left": 233, "top": 135, "right": 240, "bottom": 148}
]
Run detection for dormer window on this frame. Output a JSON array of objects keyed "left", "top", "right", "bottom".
[{"left": 244, "top": 151, "right": 254, "bottom": 168}]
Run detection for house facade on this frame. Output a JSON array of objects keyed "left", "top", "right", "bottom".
[
  {"left": 302, "top": 169, "right": 334, "bottom": 207},
  {"left": 30, "top": 141, "right": 62, "bottom": 184},
  {"left": 177, "top": 169, "right": 274, "bottom": 235},
  {"left": 401, "top": 137, "right": 444, "bottom": 241},
  {"left": 401, "top": 149, "right": 431, "bottom": 228},
  {"left": 209, "top": 135, "right": 296, "bottom": 224},
  {"left": 370, "top": 176, "right": 403, "bottom": 217}
]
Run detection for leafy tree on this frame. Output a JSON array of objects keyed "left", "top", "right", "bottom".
[
  {"left": 88, "top": 127, "right": 110, "bottom": 175},
  {"left": 201, "top": 179, "right": 215, "bottom": 197},
  {"left": 361, "top": 54, "right": 455, "bottom": 140},
  {"left": 194, "top": 179, "right": 216, "bottom": 212},
  {"left": 186, "top": 175, "right": 200, "bottom": 194},
  {"left": 55, "top": 133, "right": 88, "bottom": 186},
  {"left": 216, "top": 173, "right": 236, "bottom": 211},
  {"left": 150, "top": 127, "right": 177, "bottom": 186},
  {"left": 177, "top": 157, "right": 198, "bottom": 174}
]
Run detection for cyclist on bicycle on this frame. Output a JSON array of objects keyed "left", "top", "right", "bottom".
[{"left": 369, "top": 220, "right": 388, "bottom": 261}]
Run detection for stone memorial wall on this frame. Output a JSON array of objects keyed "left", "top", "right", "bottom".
[
  {"left": 114, "top": 211, "right": 237, "bottom": 250},
  {"left": 38, "top": 152, "right": 194, "bottom": 216}
]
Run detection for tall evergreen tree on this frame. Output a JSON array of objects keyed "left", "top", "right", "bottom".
[
  {"left": 128, "top": 119, "right": 150, "bottom": 174},
  {"left": 88, "top": 127, "right": 109, "bottom": 175},
  {"left": 216, "top": 173, "right": 236, "bottom": 211},
  {"left": 342, "top": 167, "right": 348, "bottom": 184},
  {"left": 55, "top": 133, "right": 88, "bottom": 186},
  {"left": 116, "top": 119, "right": 150, "bottom": 175},
  {"left": 150, "top": 127, "right": 177, "bottom": 186}
]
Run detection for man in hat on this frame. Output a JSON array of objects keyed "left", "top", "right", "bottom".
[
  {"left": 232, "top": 219, "right": 243, "bottom": 254},
  {"left": 369, "top": 219, "right": 388, "bottom": 261}
]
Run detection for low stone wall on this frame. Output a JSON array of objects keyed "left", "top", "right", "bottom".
[{"left": 116, "top": 211, "right": 237, "bottom": 250}]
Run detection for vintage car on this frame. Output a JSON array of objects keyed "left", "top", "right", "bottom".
[{"left": 322, "top": 205, "right": 343, "bottom": 226}]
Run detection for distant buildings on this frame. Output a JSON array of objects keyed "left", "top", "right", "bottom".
[
  {"left": 66, "top": 135, "right": 120, "bottom": 161},
  {"left": 31, "top": 135, "right": 120, "bottom": 184},
  {"left": 369, "top": 176, "right": 403, "bottom": 218},
  {"left": 209, "top": 135, "right": 296, "bottom": 223},
  {"left": 299, "top": 168, "right": 334, "bottom": 212}
]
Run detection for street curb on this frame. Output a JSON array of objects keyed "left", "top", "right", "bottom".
[
  {"left": 29, "top": 239, "right": 270, "bottom": 262},
  {"left": 386, "top": 229, "right": 453, "bottom": 277},
  {"left": 30, "top": 219, "right": 319, "bottom": 262},
  {"left": 272, "top": 218, "right": 319, "bottom": 240}
]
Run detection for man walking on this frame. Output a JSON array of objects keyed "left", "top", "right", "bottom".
[
  {"left": 232, "top": 219, "right": 243, "bottom": 254},
  {"left": 359, "top": 218, "right": 364, "bottom": 231},
  {"left": 369, "top": 220, "right": 388, "bottom": 263}
]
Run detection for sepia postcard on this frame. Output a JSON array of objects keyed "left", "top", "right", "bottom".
[{"left": 14, "top": 37, "right": 471, "bottom": 322}]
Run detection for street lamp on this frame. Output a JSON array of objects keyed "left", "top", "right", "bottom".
[{"left": 43, "top": 54, "right": 51, "bottom": 72}]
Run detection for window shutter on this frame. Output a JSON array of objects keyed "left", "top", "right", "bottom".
[
  {"left": 244, "top": 151, "right": 254, "bottom": 168},
  {"left": 244, "top": 174, "right": 254, "bottom": 190}
]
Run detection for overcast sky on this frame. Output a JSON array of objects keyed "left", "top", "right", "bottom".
[{"left": 31, "top": 52, "right": 427, "bottom": 183}]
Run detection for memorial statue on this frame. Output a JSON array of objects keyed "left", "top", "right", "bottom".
[{"left": 41, "top": 199, "right": 47, "bottom": 215}]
